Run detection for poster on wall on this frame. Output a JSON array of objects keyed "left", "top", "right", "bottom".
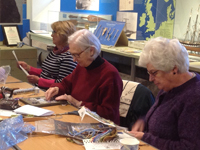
[
  {"left": 0, "top": 0, "right": 23, "bottom": 25},
  {"left": 119, "top": 0, "right": 134, "bottom": 11},
  {"left": 117, "top": 12, "right": 138, "bottom": 40},
  {"left": 76, "top": 0, "right": 99, "bottom": 11}
]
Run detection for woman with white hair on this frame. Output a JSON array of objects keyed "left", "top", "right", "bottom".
[
  {"left": 130, "top": 37, "right": 200, "bottom": 150},
  {"left": 45, "top": 29, "right": 123, "bottom": 124}
]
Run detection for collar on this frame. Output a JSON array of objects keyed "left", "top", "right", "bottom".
[
  {"left": 53, "top": 46, "right": 69, "bottom": 54},
  {"left": 86, "top": 56, "right": 105, "bottom": 70}
]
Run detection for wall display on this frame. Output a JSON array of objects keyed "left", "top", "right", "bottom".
[
  {"left": 2, "top": 25, "right": 21, "bottom": 46},
  {"left": 178, "top": 4, "right": 200, "bottom": 54},
  {"left": 119, "top": 0, "right": 134, "bottom": 11},
  {"left": 59, "top": 12, "right": 112, "bottom": 33},
  {"left": 76, "top": 0, "right": 99, "bottom": 11},
  {"left": 174, "top": 0, "right": 200, "bottom": 55},
  {"left": 117, "top": 12, "right": 138, "bottom": 40},
  {"left": 135, "top": 0, "right": 175, "bottom": 40},
  {"left": 94, "top": 20, "right": 127, "bottom": 46},
  {"left": 0, "top": 0, "right": 23, "bottom": 25}
]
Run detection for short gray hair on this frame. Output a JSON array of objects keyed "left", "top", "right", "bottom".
[
  {"left": 139, "top": 37, "right": 189, "bottom": 73},
  {"left": 68, "top": 29, "right": 101, "bottom": 59}
]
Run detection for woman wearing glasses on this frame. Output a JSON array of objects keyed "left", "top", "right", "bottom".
[
  {"left": 45, "top": 29, "right": 123, "bottom": 124},
  {"left": 130, "top": 37, "right": 200, "bottom": 150},
  {"left": 18, "top": 21, "right": 77, "bottom": 89}
]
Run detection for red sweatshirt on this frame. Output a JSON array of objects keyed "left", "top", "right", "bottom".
[{"left": 51, "top": 59, "right": 123, "bottom": 124}]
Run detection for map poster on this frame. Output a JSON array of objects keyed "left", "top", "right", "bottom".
[
  {"left": 135, "top": 0, "right": 176, "bottom": 40},
  {"left": 119, "top": 0, "right": 134, "bottom": 11}
]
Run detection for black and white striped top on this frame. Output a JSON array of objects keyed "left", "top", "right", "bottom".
[{"left": 40, "top": 51, "right": 77, "bottom": 83}]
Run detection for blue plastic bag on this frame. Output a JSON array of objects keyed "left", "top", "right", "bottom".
[{"left": 0, "top": 115, "right": 35, "bottom": 150}]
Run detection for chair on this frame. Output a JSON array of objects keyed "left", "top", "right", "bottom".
[{"left": 119, "top": 80, "right": 155, "bottom": 130}]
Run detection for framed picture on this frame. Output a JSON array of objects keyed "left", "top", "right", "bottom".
[{"left": 2, "top": 25, "right": 21, "bottom": 46}]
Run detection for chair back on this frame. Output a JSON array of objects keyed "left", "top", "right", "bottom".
[{"left": 120, "top": 80, "right": 155, "bottom": 130}]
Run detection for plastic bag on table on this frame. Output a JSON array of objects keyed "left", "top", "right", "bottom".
[
  {"left": 35, "top": 119, "right": 117, "bottom": 144},
  {"left": 0, "top": 115, "right": 35, "bottom": 150},
  {"left": 0, "top": 65, "right": 11, "bottom": 84}
]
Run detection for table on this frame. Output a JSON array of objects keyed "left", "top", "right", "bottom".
[
  {"left": 101, "top": 45, "right": 141, "bottom": 81},
  {"left": 0, "top": 77, "right": 157, "bottom": 150},
  {"left": 6, "top": 75, "right": 22, "bottom": 83},
  {"left": 28, "top": 32, "right": 53, "bottom": 46}
]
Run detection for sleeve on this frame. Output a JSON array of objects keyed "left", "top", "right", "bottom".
[
  {"left": 142, "top": 95, "right": 200, "bottom": 150},
  {"left": 54, "top": 55, "right": 77, "bottom": 83},
  {"left": 38, "top": 78, "right": 55, "bottom": 88},
  {"left": 29, "top": 66, "right": 42, "bottom": 76},
  {"left": 82, "top": 73, "right": 123, "bottom": 124}
]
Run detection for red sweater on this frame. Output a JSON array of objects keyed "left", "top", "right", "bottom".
[{"left": 51, "top": 59, "right": 123, "bottom": 124}]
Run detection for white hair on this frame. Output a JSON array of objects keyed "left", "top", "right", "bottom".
[
  {"left": 139, "top": 37, "right": 189, "bottom": 73},
  {"left": 68, "top": 29, "right": 101, "bottom": 59}
]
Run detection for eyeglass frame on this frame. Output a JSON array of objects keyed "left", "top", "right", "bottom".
[
  {"left": 147, "top": 70, "right": 159, "bottom": 77},
  {"left": 52, "top": 30, "right": 56, "bottom": 34},
  {"left": 70, "top": 47, "right": 90, "bottom": 58}
]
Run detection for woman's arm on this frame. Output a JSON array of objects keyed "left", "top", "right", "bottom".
[{"left": 29, "top": 66, "right": 42, "bottom": 76}]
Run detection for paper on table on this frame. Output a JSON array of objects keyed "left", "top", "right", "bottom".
[
  {"left": 0, "top": 109, "right": 18, "bottom": 117},
  {"left": 12, "top": 50, "right": 29, "bottom": 76},
  {"left": 14, "top": 105, "right": 54, "bottom": 116}
]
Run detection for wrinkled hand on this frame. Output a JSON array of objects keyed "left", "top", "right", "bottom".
[
  {"left": 27, "top": 75, "right": 39, "bottom": 84},
  {"left": 45, "top": 87, "right": 59, "bottom": 101},
  {"left": 131, "top": 119, "right": 145, "bottom": 132},
  {"left": 56, "top": 94, "right": 82, "bottom": 107},
  {"left": 18, "top": 61, "right": 30, "bottom": 72}
]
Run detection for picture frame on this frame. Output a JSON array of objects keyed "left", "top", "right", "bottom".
[{"left": 1, "top": 25, "right": 21, "bottom": 46}]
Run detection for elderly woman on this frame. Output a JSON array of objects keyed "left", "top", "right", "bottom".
[
  {"left": 18, "top": 21, "right": 77, "bottom": 89},
  {"left": 45, "top": 29, "right": 123, "bottom": 124},
  {"left": 130, "top": 37, "right": 200, "bottom": 150}
]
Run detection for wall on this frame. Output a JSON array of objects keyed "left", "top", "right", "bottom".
[
  {"left": 61, "top": 0, "right": 176, "bottom": 40},
  {"left": 60, "top": 0, "right": 119, "bottom": 21},
  {"left": 0, "top": 4, "right": 28, "bottom": 42}
]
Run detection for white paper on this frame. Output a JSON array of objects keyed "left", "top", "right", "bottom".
[
  {"left": 12, "top": 50, "right": 29, "bottom": 76},
  {"left": 14, "top": 105, "right": 54, "bottom": 116},
  {"left": 83, "top": 139, "right": 121, "bottom": 150},
  {"left": 78, "top": 106, "right": 115, "bottom": 127},
  {"left": 0, "top": 109, "right": 18, "bottom": 117}
]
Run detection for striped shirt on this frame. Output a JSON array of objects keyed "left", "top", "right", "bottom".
[{"left": 40, "top": 51, "right": 77, "bottom": 83}]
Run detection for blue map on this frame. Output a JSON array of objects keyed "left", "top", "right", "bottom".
[{"left": 135, "top": 0, "right": 176, "bottom": 40}]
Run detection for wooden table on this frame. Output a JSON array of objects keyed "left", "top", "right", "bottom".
[
  {"left": 1, "top": 77, "right": 157, "bottom": 150},
  {"left": 1, "top": 82, "right": 45, "bottom": 98},
  {"left": 11, "top": 104, "right": 157, "bottom": 150},
  {"left": 6, "top": 76, "right": 22, "bottom": 83}
]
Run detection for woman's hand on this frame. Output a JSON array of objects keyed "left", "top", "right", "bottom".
[
  {"left": 45, "top": 87, "right": 59, "bottom": 101},
  {"left": 56, "top": 94, "right": 82, "bottom": 107},
  {"left": 27, "top": 75, "right": 39, "bottom": 84},
  {"left": 18, "top": 61, "right": 30, "bottom": 72},
  {"left": 131, "top": 119, "right": 145, "bottom": 132},
  {"left": 129, "top": 131, "right": 144, "bottom": 140}
]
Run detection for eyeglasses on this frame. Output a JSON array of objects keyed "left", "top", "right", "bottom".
[
  {"left": 52, "top": 30, "right": 56, "bottom": 34},
  {"left": 147, "top": 70, "right": 159, "bottom": 77},
  {"left": 70, "top": 47, "right": 89, "bottom": 58}
]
